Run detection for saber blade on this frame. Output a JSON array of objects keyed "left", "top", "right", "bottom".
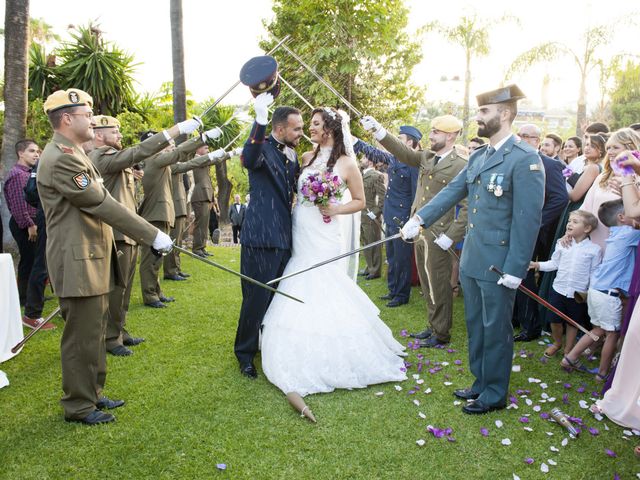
[
  {"left": 266, "top": 233, "right": 401, "bottom": 285},
  {"left": 173, "top": 245, "right": 303, "bottom": 304}
]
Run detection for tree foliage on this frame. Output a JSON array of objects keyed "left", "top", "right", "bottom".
[
  {"left": 55, "top": 23, "right": 140, "bottom": 115},
  {"left": 610, "top": 61, "right": 640, "bottom": 130},
  {"left": 261, "top": 0, "right": 423, "bottom": 136}
]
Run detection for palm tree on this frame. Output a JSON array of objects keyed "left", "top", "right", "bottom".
[
  {"left": 29, "top": 17, "right": 59, "bottom": 45},
  {"left": 424, "top": 14, "right": 516, "bottom": 143},
  {"left": 55, "top": 23, "right": 139, "bottom": 115},
  {"left": 1, "top": 0, "right": 31, "bottom": 246},
  {"left": 170, "top": 0, "right": 187, "bottom": 144},
  {"left": 506, "top": 22, "right": 626, "bottom": 136}
]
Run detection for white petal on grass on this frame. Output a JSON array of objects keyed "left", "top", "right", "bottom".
[
  {"left": 501, "top": 438, "right": 511, "bottom": 446},
  {"left": 412, "top": 374, "right": 420, "bottom": 380},
  {"left": 416, "top": 379, "right": 424, "bottom": 385},
  {"left": 561, "top": 438, "right": 569, "bottom": 447},
  {"left": 624, "top": 430, "right": 633, "bottom": 436},
  {"left": 548, "top": 459, "right": 557, "bottom": 466},
  {"left": 550, "top": 446, "right": 559, "bottom": 452},
  {"left": 453, "top": 400, "right": 462, "bottom": 406},
  {"left": 394, "top": 385, "right": 402, "bottom": 391},
  {"left": 495, "top": 420, "right": 504, "bottom": 428},
  {"left": 533, "top": 405, "right": 541, "bottom": 412},
  {"left": 418, "top": 412, "right": 426, "bottom": 419},
  {"left": 416, "top": 439, "right": 426, "bottom": 447},
  {"left": 540, "top": 383, "right": 548, "bottom": 389},
  {"left": 541, "top": 463, "right": 549, "bottom": 473},
  {"left": 444, "top": 381, "right": 453, "bottom": 386},
  {"left": 525, "top": 399, "right": 533, "bottom": 406},
  {"left": 413, "top": 399, "right": 420, "bottom": 407},
  {"left": 375, "top": 391, "right": 384, "bottom": 396},
  {"left": 513, "top": 474, "right": 521, "bottom": 480},
  {"left": 524, "top": 427, "right": 533, "bottom": 432},
  {"left": 512, "top": 365, "right": 521, "bottom": 372},
  {"left": 424, "top": 388, "right": 432, "bottom": 394},
  {"left": 579, "top": 400, "right": 589, "bottom": 409}
]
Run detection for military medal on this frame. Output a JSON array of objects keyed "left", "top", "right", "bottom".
[
  {"left": 494, "top": 174, "right": 504, "bottom": 197},
  {"left": 487, "top": 173, "right": 497, "bottom": 192}
]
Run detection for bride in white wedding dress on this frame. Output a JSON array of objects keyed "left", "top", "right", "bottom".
[{"left": 261, "top": 107, "right": 407, "bottom": 419}]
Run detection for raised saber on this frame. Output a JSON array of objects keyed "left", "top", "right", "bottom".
[
  {"left": 172, "top": 245, "right": 303, "bottom": 304},
  {"left": 11, "top": 306, "right": 61, "bottom": 353},
  {"left": 490, "top": 265, "right": 599, "bottom": 341},
  {"left": 199, "top": 35, "right": 291, "bottom": 119},
  {"left": 266, "top": 233, "right": 402, "bottom": 285}
]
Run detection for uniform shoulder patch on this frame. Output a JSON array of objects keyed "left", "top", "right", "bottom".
[
  {"left": 529, "top": 164, "right": 541, "bottom": 171},
  {"left": 72, "top": 172, "right": 91, "bottom": 189},
  {"left": 57, "top": 143, "right": 74, "bottom": 154}
]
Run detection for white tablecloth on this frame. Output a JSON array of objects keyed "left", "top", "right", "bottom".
[{"left": 0, "top": 253, "right": 23, "bottom": 362}]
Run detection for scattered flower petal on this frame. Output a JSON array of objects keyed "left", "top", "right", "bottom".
[
  {"left": 561, "top": 438, "right": 569, "bottom": 447},
  {"left": 540, "top": 383, "right": 548, "bottom": 389},
  {"left": 579, "top": 400, "right": 589, "bottom": 409},
  {"left": 495, "top": 420, "right": 504, "bottom": 428},
  {"left": 444, "top": 381, "right": 453, "bottom": 386},
  {"left": 605, "top": 449, "right": 617, "bottom": 458},
  {"left": 589, "top": 427, "right": 600, "bottom": 436},
  {"left": 375, "top": 391, "right": 384, "bottom": 396},
  {"left": 513, "top": 475, "right": 521, "bottom": 480},
  {"left": 454, "top": 359, "right": 462, "bottom": 365},
  {"left": 545, "top": 431, "right": 554, "bottom": 436},
  {"left": 624, "top": 430, "right": 633, "bottom": 436},
  {"left": 416, "top": 379, "right": 424, "bottom": 385},
  {"left": 447, "top": 436, "right": 456, "bottom": 442},
  {"left": 216, "top": 464, "right": 227, "bottom": 471},
  {"left": 512, "top": 365, "right": 521, "bottom": 372},
  {"left": 533, "top": 405, "right": 542, "bottom": 412},
  {"left": 548, "top": 459, "right": 557, "bottom": 466},
  {"left": 416, "top": 439, "right": 426, "bottom": 446},
  {"left": 550, "top": 446, "right": 559, "bottom": 452},
  {"left": 576, "top": 386, "right": 586, "bottom": 393},
  {"left": 541, "top": 463, "right": 549, "bottom": 473},
  {"left": 562, "top": 394, "right": 569, "bottom": 405},
  {"left": 501, "top": 438, "right": 511, "bottom": 446},
  {"left": 519, "top": 417, "right": 530, "bottom": 423},
  {"left": 525, "top": 399, "right": 533, "bottom": 406},
  {"left": 480, "top": 427, "right": 490, "bottom": 437},
  {"left": 453, "top": 400, "right": 462, "bottom": 406},
  {"left": 413, "top": 399, "right": 420, "bottom": 406},
  {"left": 400, "top": 329, "right": 408, "bottom": 337},
  {"left": 564, "top": 383, "right": 572, "bottom": 389},
  {"left": 540, "top": 412, "right": 550, "bottom": 419},
  {"left": 394, "top": 385, "right": 402, "bottom": 391},
  {"left": 424, "top": 388, "right": 432, "bottom": 394},
  {"left": 524, "top": 458, "right": 534, "bottom": 465},
  {"left": 418, "top": 412, "right": 426, "bottom": 419},
  {"left": 523, "top": 427, "right": 533, "bottom": 432}
]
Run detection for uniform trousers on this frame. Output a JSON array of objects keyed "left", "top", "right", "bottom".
[
  {"left": 140, "top": 220, "right": 169, "bottom": 304},
  {"left": 191, "top": 200, "right": 210, "bottom": 252},
  {"left": 164, "top": 215, "right": 186, "bottom": 275},
  {"left": 235, "top": 246, "right": 290, "bottom": 366},
  {"left": 106, "top": 242, "right": 137, "bottom": 350},
  {"left": 59, "top": 293, "right": 109, "bottom": 419},
  {"left": 415, "top": 235, "right": 454, "bottom": 342},
  {"left": 459, "top": 274, "right": 516, "bottom": 406},
  {"left": 360, "top": 216, "right": 382, "bottom": 277},
  {"left": 386, "top": 224, "right": 413, "bottom": 302}
]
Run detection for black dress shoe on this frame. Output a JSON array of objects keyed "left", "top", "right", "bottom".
[
  {"left": 145, "top": 301, "right": 167, "bottom": 308},
  {"left": 462, "top": 399, "right": 506, "bottom": 415},
  {"left": 164, "top": 274, "right": 187, "bottom": 281},
  {"left": 123, "top": 337, "right": 145, "bottom": 347},
  {"left": 96, "top": 397, "right": 125, "bottom": 410},
  {"left": 365, "top": 274, "right": 381, "bottom": 280},
  {"left": 379, "top": 294, "right": 393, "bottom": 300},
  {"left": 453, "top": 388, "right": 479, "bottom": 400},
  {"left": 358, "top": 270, "right": 369, "bottom": 277},
  {"left": 386, "top": 298, "right": 408, "bottom": 308},
  {"left": 159, "top": 296, "right": 175, "bottom": 303},
  {"left": 65, "top": 409, "right": 115, "bottom": 425},
  {"left": 203, "top": 251, "right": 213, "bottom": 257},
  {"left": 240, "top": 364, "right": 258, "bottom": 379},
  {"left": 193, "top": 250, "right": 207, "bottom": 258},
  {"left": 410, "top": 328, "right": 433, "bottom": 339},
  {"left": 514, "top": 332, "right": 538, "bottom": 342},
  {"left": 178, "top": 271, "right": 191, "bottom": 278},
  {"left": 108, "top": 345, "right": 133, "bottom": 357},
  {"left": 418, "top": 336, "right": 449, "bottom": 348}
]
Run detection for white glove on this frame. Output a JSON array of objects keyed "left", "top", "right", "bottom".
[
  {"left": 434, "top": 233, "right": 454, "bottom": 251},
  {"left": 497, "top": 274, "right": 522, "bottom": 290},
  {"left": 208, "top": 148, "right": 226, "bottom": 161},
  {"left": 232, "top": 147, "right": 244, "bottom": 156},
  {"left": 254, "top": 92, "right": 274, "bottom": 125},
  {"left": 178, "top": 117, "right": 203, "bottom": 135},
  {"left": 400, "top": 216, "right": 422, "bottom": 240},
  {"left": 204, "top": 126, "right": 223, "bottom": 141},
  {"left": 366, "top": 210, "right": 376, "bottom": 220},
  {"left": 360, "top": 115, "right": 386, "bottom": 141},
  {"left": 152, "top": 230, "right": 173, "bottom": 253}
]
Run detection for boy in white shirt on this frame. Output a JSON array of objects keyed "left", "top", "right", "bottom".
[{"left": 530, "top": 210, "right": 602, "bottom": 357}]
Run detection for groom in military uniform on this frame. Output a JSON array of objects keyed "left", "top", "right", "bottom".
[{"left": 381, "top": 85, "right": 545, "bottom": 414}]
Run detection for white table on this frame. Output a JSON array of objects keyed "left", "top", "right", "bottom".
[{"left": 0, "top": 253, "right": 24, "bottom": 362}]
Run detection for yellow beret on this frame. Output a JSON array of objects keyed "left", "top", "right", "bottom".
[
  {"left": 43, "top": 88, "right": 93, "bottom": 114},
  {"left": 431, "top": 115, "right": 463, "bottom": 133},
  {"left": 93, "top": 115, "right": 120, "bottom": 129}
]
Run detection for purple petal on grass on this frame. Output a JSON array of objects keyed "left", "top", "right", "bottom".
[
  {"left": 444, "top": 428, "right": 453, "bottom": 435},
  {"left": 417, "top": 363, "right": 423, "bottom": 373},
  {"left": 562, "top": 394, "right": 569, "bottom": 404},
  {"left": 454, "top": 359, "right": 462, "bottom": 365},
  {"left": 400, "top": 367, "right": 407, "bottom": 373},
  {"left": 539, "top": 356, "right": 549, "bottom": 364},
  {"left": 447, "top": 348, "right": 457, "bottom": 353},
  {"left": 216, "top": 464, "right": 227, "bottom": 470},
  {"left": 416, "top": 354, "right": 424, "bottom": 360},
  {"left": 563, "top": 383, "right": 572, "bottom": 389},
  {"left": 400, "top": 329, "right": 408, "bottom": 337},
  {"left": 516, "top": 389, "right": 531, "bottom": 396},
  {"left": 589, "top": 427, "right": 600, "bottom": 436},
  {"left": 519, "top": 417, "right": 530, "bottom": 423},
  {"left": 447, "top": 436, "right": 456, "bottom": 442},
  {"left": 408, "top": 390, "right": 415, "bottom": 395},
  {"left": 614, "top": 473, "right": 620, "bottom": 480},
  {"left": 510, "top": 396, "right": 519, "bottom": 405},
  {"left": 428, "top": 426, "right": 445, "bottom": 438},
  {"left": 480, "top": 428, "right": 489, "bottom": 437},
  {"left": 591, "top": 391, "right": 600, "bottom": 398},
  {"left": 605, "top": 449, "right": 617, "bottom": 458},
  {"left": 524, "top": 458, "right": 534, "bottom": 465},
  {"left": 407, "top": 341, "right": 413, "bottom": 349},
  {"left": 540, "top": 412, "right": 550, "bottom": 420},
  {"left": 576, "top": 386, "right": 585, "bottom": 393},
  {"left": 568, "top": 416, "right": 584, "bottom": 425}
]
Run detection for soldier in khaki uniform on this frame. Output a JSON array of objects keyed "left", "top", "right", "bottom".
[
  {"left": 37, "top": 89, "right": 173, "bottom": 424},
  {"left": 163, "top": 146, "right": 228, "bottom": 278},
  {"left": 137, "top": 125, "right": 223, "bottom": 307},
  {"left": 191, "top": 144, "right": 216, "bottom": 256},
  {"left": 90, "top": 115, "right": 198, "bottom": 356},
  {"left": 359, "top": 155, "right": 386, "bottom": 279},
  {"left": 365, "top": 115, "right": 468, "bottom": 347}
]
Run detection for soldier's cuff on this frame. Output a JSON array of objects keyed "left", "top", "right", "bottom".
[{"left": 162, "top": 130, "right": 171, "bottom": 141}]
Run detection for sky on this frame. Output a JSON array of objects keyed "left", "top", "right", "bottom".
[{"left": 2, "top": 0, "right": 638, "bottom": 114}]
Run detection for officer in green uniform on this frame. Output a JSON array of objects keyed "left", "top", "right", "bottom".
[
  {"left": 90, "top": 115, "right": 198, "bottom": 355},
  {"left": 137, "top": 125, "right": 224, "bottom": 307},
  {"left": 37, "top": 89, "right": 173, "bottom": 424},
  {"left": 381, "top": 85, "right": 545, "bottom": 414},
  {"left": 359, "top": 155, "right": 386, "bottom": 279}
]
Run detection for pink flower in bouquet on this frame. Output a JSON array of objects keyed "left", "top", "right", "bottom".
[{"left": 300, "top": 171, "right": 345, "bottom": 223}]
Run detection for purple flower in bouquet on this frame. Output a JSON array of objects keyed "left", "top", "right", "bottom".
[
  {"left": 300, "top": 170, "right": 345, "bottom": 223},
  {"left": 562, "top": 167, "right": 573, "bottom": 179},
  {"left": 611, "top": 151, "right": 640, "bottom": 177}
]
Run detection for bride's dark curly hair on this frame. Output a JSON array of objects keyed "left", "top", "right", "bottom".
[{"left": 304, "top": 107, "right": 347, "bottom": 172}]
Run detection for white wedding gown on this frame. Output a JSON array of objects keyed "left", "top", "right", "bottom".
[{"left": 261, "top": 146, "right": 407, "bottom": 397}]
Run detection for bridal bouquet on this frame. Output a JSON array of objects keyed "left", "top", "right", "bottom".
[{"left": 299, "top": 171, "right": 345, "bottom": 223}]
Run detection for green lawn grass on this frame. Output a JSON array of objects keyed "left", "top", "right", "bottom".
[{"left": 1, "top": 246, "right": 638, "bottom": 479}]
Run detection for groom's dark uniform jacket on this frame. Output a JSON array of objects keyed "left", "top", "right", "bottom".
[
  {"left": 235, "top": 121, "right": 299, "bottom": 367},
  {"left": 241, "top": 122, "right": 299, "bottom": 248}
]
